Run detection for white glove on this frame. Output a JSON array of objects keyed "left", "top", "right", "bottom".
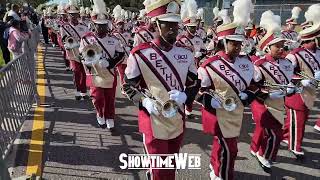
[
  {"left": 301, "top": 79, "right": 317, "bottom": 89},
  {"left": 211, "top": 98, "right": 222, "bottom": 109},
  {"left": 194, "top": 52, "right": 202, "bottom": 58},
  {"left": 286, "top": 83, "right": 295, "bottom": 95},
  {"left": 314, "top": 71, "right": 320, "bottom": 80},
  {"left": 269, "top": 90, "right": 285, "bottom": 99},
  {"left": 82, "top": 60, "right": 98, "bottom": 67},
  {"left": 142, "top": 98, "right": 160, "bottom": 116},
  {"left": 239, "top": 92, "right": 248, "bottom": 100},
  {"left": 98, "top": 60, "right": 109, "bottom": 68},
  {"left": 168, "top": 90, "right": 187, "bottom": 106}
]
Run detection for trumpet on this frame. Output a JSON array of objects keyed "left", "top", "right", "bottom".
[
  {"left": 133, "top": 87, "right": 179, "bottom": 118},
  {"left": 262, "top": 81, "right": 302, "bottom": 94},
  {"left": 204, "top": 89, "right": 238, "bottom": 112}
]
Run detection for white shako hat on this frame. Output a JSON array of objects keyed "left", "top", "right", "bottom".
[
  {"left": 181, "top": 0, "right": 197, "bottom": 26},
  {"left": 143, "top": 0, "right": 181, "bottom": 23},
  {"left": 258, "top": 10, "right": 283, "bottom": 51},
  {"left": 196, "top": 8, "right": 204, "bottom": 22},
  {"left": 216, "top": 0, "right": 253, "bottom": 42},
  {"left": 66, "top": 0, "right": 79, "bottom": 14},
  {"left": 91, "top": 0, "right": 109, "bottom": 24},
  {"left": 113, "top": 5, "right": 124, "bottom": 24},
  {"left": 286, "top": 6, "right": 302, "bottom": 25},
  {"left": 299, "top": 4, "right": 320, "bottom": 41},
  {"left": 57, "top": 1, "right": 67, "bottom": 15}
]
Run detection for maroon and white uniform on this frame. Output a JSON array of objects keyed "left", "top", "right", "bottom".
[
  {"left": 284, "top": 47, "right": 320, "bottom": 154},
  {"left": 60, "top": 22, "right": 89, "bottom": 94},
  {"left": 123, "top": 39, "right": 199, "bottom": 180},
  {"left": 113, "top": 30, "right": 133, "bottom": 85},
  {"left": 79, "top": 32, "right": 124, "bottom": 121},
  {"left": 198, "top": 51, "right": 254, "bottom": 180},
  {"left": 250, "top": 54, "right": 294, "bottom": 162},
  {"left": 176, "top": 33, "right": 206, "bottom": 115},
  {"left": 133, "top": 26, "right": 156, "bottom": 46}
]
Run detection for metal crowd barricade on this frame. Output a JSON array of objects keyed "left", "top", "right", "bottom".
[{"left": 0, "top": 27, "right": 39, "bottom": 178}]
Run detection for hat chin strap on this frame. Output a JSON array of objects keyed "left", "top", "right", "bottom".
[
  {"left": 223, "top": 38, "right": 229, "bottom": 54},
  {"left": 156, "top": 20, "right": 173, "bottom": 45}
]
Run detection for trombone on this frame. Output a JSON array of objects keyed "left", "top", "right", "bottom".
[
  {"left": 204, "top": 89, "right": 238, "bottom": 112},
  {"left": 132, "top": 87, "right": 179, "bottom": 118},
  {"left": 297, "top": 71, "right": 320, "bottom": 88},
  {"left": 64, "top": 36, "right": 80, "bottom": 60},
  {"left": 262, "top": 81, "right": 302, "bottom": 94},
  {"left": 81, "top": 43, "right": 102, "bottom": 76}
]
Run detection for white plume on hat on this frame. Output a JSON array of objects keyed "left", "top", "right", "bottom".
[
  {"left": 304, "top": 4, "right": 320, "bottom": 25},
  {"left": 197, "top": 8, "right": 204, "bottom": 20},
  {"left": 260, "top": 10, "right": 281, "bottom": 33},
  {"left": 125, "top": 11, "right": 129, "bottom": 19},
  {"left": 92, "top": 0, "right": 107, "bottom": 22},
  {"left": 139, "top": 9, "right": 146, "bottom": 18},
  {"left": 80, "top": 6, "right": 85, "bottom": 14},
  {"left": 85, "top": 7, "right": 90, "bottom": 14},
  {"left": 218, "top": 9, "right": 231, "bottom": 24},
  {"left": 57, "top": 1, "right": 66, "bottom": 12},
  {"left": 213, "top": 7, "right": 219, "bottom": 19},
  {"left": 291, "top": 6, "right": 302, "bottom": 19},
  {"left": 232, "top": 0, "right": 253, "bottom": 26},
  {"left": 69, "top": 0, "right": 77, "bottom": 6},
  {"left": 181, "top": 0, "right": 198, "bottom": 20},
  {"left": 143, "top": 0, "right": 152, "bottom": 7},
  {"left": 113, "top": 5, "right": 122, "bottom": 18}
]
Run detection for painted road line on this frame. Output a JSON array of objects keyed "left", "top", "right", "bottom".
[{"left": 26, "top": 45, "right": 46, "bottom": 176}]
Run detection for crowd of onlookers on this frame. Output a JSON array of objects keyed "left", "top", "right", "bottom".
[{"left": 0, "top": 3, "right": 39, "bottom": 66}]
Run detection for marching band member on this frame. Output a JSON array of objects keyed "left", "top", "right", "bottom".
[
  {"left": 79, "top": 0, "right": 125, "bottom": 130},
  {"left": 113, "top": 5, "right": 134, "bottom": 88},
  {"left": 282, "top": 6, "right": 301, "bottom": 51},
  {"left": 56, "top": 2, "right": 70, "bottom": 71},
  {"left": 46, "top": 7, "right": 59, "bottom": 47},
  {"left": 132, "top": 6, "right": 157, "bottom": 47},
  {"left": 177, "top": 0, "right": 206, "bottom": 118},
  {"left": 123, "top": 0, "right": 199, "bottom": 178},
  {"left": 283, "top": 4, "right": 320, "bottom": 158},
  {"left": 196, "top": 8, "right": 206, "bottom": 41},
  {"left": 206, "top": 9, "right": 228, "bottom": 57},
  {"left": 60, "top": 0, "right": 90, "bottom": 100},
  {"left": 79, "top": 7, "right": 90, "bottom": 26},
  {"left": 250, "top": 11, "right": 294, "bottom": 172},
  {"left": 197, "top": 0, "right": 255, "bottom": 179}
]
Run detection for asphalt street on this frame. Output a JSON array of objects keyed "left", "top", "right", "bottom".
[{"left": 7, "top": 44, "right": 320, "bottom": 180}]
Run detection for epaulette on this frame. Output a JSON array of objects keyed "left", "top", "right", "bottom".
[
  {"left": 131, "top": 42, "right": 152, "bottom": 54},
  {"left": 254, "top": 57, "right": 267, "bottom": 66},
  {"left": 175, "top": 42, "right": 193, "bottom": 52},
  {"left": 201, "top": 55, "right": 220, "bottom": 67}
]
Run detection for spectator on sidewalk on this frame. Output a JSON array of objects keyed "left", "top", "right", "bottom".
[
  {"left": 40, "top": 13, "right": 49, "bottom": 44},
  {"left": 7, "top": 19, "right": 29, "bottom": 59},
  {"left": 7, "top": 4, "right": 20, "bottom": 21},
  {"left": 0, "top": 8, "right": 11, "bottom": 64}
]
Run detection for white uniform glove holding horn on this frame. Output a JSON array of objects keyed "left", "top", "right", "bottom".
[
  {"left": 269, "top": 90, "right": 285, "bottom": 99},
  {"left": 142, "top": 98, "right": 160, "bottom": 116},
  {"left": 168, "top": 90, "right": 187, "bottom": 106},
  {"left": 98, "top": 59, "right": 109, "bottom": 68},
  {"left": 210, "top": 98, "right": 222, "bottom": 109},
  {"left": 314, "top": 71, "right": 320, "bottom": 80}
]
